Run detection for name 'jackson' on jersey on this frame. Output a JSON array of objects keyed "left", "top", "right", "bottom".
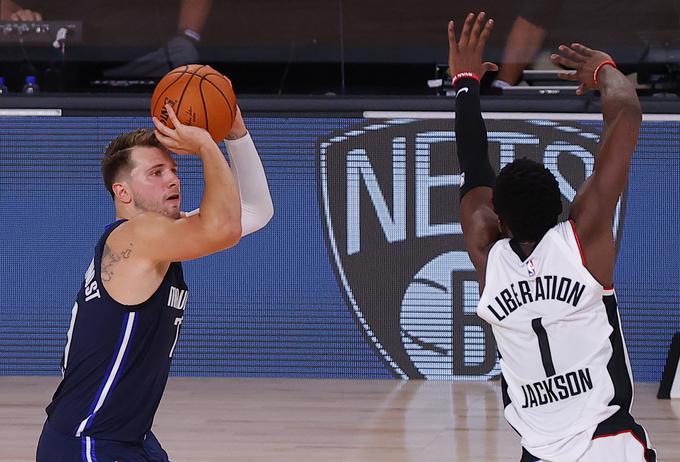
[
  {"left": 476, "top": 221, "right": 634, "bottom": 462},
  {"left": 45, "top": 220, "right": 189, "bottom": 443}
]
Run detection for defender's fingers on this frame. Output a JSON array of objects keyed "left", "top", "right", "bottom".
[
  {"left": 550, "top": 53, "right": 580, "bottom": 70},
  {"left": 448, "top": 20, "right": 457, "bottom": 46},
  {"left": 571, "top": 43, "right": 594, "bottom": 57},
  {"left": 557, "top": 71, "right": 579, "bottom": 81},
  {"left": 558, "top": 44, "right": 585, "bottom": 63},
  {"left": 575, "top": 83, "right": 586, "bottom": 96},
  {"left": 477, "top": 18, "right": 495, "bottom": 51},
  {"left": 459, "top": 12, "right": 475, "bottom": 47},
  {"left": 467, "top": 11, "right": 486, "bottom": 49},
  {"left": 448, "top": 20, "right": 459, "bottom": 57}
]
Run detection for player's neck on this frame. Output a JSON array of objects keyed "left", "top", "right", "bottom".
[{"left": 509, "top": 239, "right": 538, "bottom": 262}]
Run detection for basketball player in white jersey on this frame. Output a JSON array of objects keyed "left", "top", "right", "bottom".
[{"left": 448, "top": 12, "right": 656, "bottom": 462}]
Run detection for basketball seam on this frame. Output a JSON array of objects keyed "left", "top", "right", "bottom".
[
  {"left": 151, "top": 65, "right": 189, "bottom": 118},
  {"left": 199, "top": 78, "right": 210, "bottom": 136},
  {"left": 163, "top": 69, "right": 224, "bottom": 78},
  {"left": 175, "top": 65, "right": 207, "bottom": 125},
  {"left": 201, "top": 76, "right": 236, "bottom": 121},
  {"left": 157, "top": 68, "right": 234, "bottom": 120}
]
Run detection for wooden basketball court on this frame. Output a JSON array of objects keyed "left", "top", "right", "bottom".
[{"left": 1, "top": 377, "right": 678, "bottom": 461}]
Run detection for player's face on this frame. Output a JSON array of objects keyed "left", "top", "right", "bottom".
[{"left": 127, "top": 147, "right": 181, "bottom": 219}]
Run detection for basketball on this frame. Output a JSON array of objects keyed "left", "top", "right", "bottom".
[{"left": 150, "top": 64, "right": 237, "bottom": 143}]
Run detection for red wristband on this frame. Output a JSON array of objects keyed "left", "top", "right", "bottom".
[
  {"left": 452, "top": 72, "right": 480, "bottom": 87},
  {"left": 593, "top": 60, "right": 617, "bottom": 85}
]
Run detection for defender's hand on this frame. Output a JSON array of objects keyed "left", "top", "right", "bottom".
[
  {"left": 448, "top": 12, "right": 497, "bottom": 79},
  {"left": 153, "top": 104, "right": 215, "bottom": 155},
  {"left": 550, "top": 43, "right": 614, "bottom": 96}
]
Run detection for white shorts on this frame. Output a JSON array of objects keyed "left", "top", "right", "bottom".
[
  {"left": 529, "top": 429, "right": 657, "bottom": 462},
  {"left": 577, "top": 430, "right": 655, "bottom": 462}
]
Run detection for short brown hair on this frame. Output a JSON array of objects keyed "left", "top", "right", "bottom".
[{"left": 101, "top": 129, "right": 167, "bottom": 198}]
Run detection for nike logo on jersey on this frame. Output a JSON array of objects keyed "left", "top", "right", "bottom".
[
  {"left": 521, "top": 367, "right": 593, "bottom": 408},
  {"left": 456, "top": 87, "right": 469, "bottom": 97},
  {"left": 486, "top": 276, "right": 586, "bottom": 322},
  {"left": 167, "top": 286, "right": 188, "bottom": 311}
]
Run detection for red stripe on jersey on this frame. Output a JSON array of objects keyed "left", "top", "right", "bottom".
[{"left": 569, "top": 219, "right": 587, "bottom": 266}]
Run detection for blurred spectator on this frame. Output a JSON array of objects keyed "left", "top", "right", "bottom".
[
  {"left": 0, "top": 0, "right": 212, "bottom": 77},
  {"left": 493, "top": 0, "right": 680, "bottom": 87}
]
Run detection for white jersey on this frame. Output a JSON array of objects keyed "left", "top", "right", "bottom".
[{"left": 477, "top": 221, "right": 634, "bottom": 462}]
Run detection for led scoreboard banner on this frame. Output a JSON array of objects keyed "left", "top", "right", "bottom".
[{"left": 0, "top": 112, "right": 678, "bottom": 382}]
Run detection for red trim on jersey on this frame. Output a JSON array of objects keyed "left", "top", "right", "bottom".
[
  {"left": 568, "top": 219, "right": 587, "bottom": 266},
  {"left": 592, "top": 430, "right": 650, "bottom": 462}
]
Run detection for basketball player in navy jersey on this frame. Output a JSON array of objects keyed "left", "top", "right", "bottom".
[
  {"left": 449, "top": 12, "right": 656, "bottom": 462},
  {"left": 36, "top": 104, "right": 274, "bottom": 461}
]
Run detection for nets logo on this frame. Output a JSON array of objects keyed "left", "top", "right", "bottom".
[{"left": 317, "top": 117, "right": 625, "bottom": 379}]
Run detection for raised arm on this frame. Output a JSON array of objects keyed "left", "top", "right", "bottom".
[
  {"left": 551, "top": 44, "right": 642, "bottom": 286},
  {"left": 185, "top": 106, "right": 274, "bottom": 236},
  {"left": 449, "top": 12, "right": 501, "bottom": 288},
  {"left": 116, "top": 105, "right": 242, "bottom": 264}
]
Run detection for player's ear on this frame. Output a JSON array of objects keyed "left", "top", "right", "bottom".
[{"left": 112, "top": 182, "right": 132, "bottom": 204}]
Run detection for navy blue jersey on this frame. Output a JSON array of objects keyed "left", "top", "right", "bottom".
[{"left": 45, "top": 220, "right": 188, "bottom": 443}]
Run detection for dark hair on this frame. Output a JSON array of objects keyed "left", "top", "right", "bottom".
[
  {"left": 492, "top": 158, "right": 563, "bottom": 241},
  {"left": 101, "top": 129, "right": 166, "bottom": 198}
]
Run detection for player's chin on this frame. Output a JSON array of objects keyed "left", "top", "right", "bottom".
[{"left": 164, "top": 205, "right": 182, "bottom": 220}]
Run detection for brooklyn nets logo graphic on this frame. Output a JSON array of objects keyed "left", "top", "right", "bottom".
[{"left": 317, "top": 117, "right": 626, "bottom": 379}]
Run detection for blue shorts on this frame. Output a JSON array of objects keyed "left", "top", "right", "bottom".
[{"left": 36, "top": 421, "right": 170, "bottom": 462}]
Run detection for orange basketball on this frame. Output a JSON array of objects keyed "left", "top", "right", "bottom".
[{"left": 150, "top": 64, "right": 237, "bottom": 143}]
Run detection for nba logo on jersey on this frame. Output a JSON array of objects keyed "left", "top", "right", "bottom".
[{"left": 527, "top": 259, "right": 536, "bottom": 277}]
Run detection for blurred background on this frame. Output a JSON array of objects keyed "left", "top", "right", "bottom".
[{"left": 1, "top": 0, "right": 679, "bottom": 95}]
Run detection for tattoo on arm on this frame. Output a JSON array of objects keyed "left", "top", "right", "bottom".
[{"left": 101, "top": 243, "right": 133, "bottom": 282}]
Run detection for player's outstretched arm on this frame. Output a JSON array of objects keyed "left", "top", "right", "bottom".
[
  {"left": 119, "top": 104, "right": 243, "bottom": 263},
  {"left": 450, "top": 12, "right": 501, "bottom": 288},
  {"left": 185, "top": 106, "right": 274, "bottom": 236},
  {"left": 551, "top": 44, "right": 641, "bottom": 285}
]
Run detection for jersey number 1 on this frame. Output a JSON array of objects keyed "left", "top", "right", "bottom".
[{"left": 532, "top": 317, "right": 556, "bottom": 377}]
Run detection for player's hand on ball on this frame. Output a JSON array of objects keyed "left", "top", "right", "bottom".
[
  {"left": 550, "top": 44, "right": 614, "bottom": 95},
  {"left": 153, "top": 104, "right": 214, "bottom": 155}
]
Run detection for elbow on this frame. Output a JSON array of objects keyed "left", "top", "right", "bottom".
[
  {"left": 251, "top": 198, "right": 275, "bottom": 234},
  {"left": 215, "top": 222, "right": 242, "bottom": 249},
  {"left": 202, "top": 213, "right": 242, "bottom": 249},
  {"left": 616, "top": 102, "right": 642, "bottom": 133},
  {"left": 224, "top": 211, "right": 243, "bottom": 245},
  {"left": 620, "top": 98, "right": 642, "bottom": 123},
  {"left": 261, "top": 200, "right": 274, "bottom": 228}
]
